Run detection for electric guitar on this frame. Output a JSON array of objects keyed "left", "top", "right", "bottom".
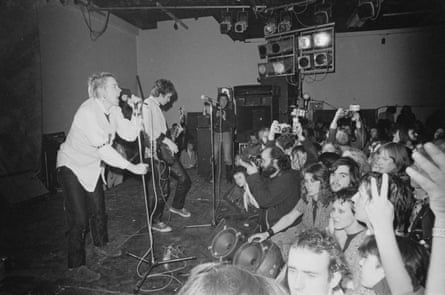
[{"left": 157, "top": 106, "right": 186, "bottom": 165}]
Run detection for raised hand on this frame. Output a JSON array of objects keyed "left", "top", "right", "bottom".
[
  {"left": 365, "top": 173, "right": 395, "bottom": 232},
  {"left": 406, "top": 143, "right": 445, "bottom": 227}
]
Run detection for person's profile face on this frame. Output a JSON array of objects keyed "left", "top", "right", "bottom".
[
  {"left": 351, "top": 184, "right": 370, "bottom": 224},
  {"left": 331, "top": 199, "right": 356, "bottom": 230},
  {"left": 233, "top": 172, "right": 246, "bottom": 187},
  {"left": 101, "top": 77, "right": 121, "bottom": 106},
  {"left": 159, "top": 93, "right": 172, "bottom": 105}
]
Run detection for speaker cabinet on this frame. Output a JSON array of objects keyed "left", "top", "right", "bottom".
[
  {"left": 197, "top": 128, "right": 212, "bottom": 177},
  {"left": 234, "top": 85, "right": 280, "bottom": 143},
  {"left": 41, "top": 132, "right": 65, "bottom": 192}
]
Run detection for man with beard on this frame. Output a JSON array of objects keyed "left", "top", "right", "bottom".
[{"left": 243, "top": 146, "right": 301, "bottom": 230}]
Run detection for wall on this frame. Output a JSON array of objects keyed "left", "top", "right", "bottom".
[
  {"left": 136, "top": 17, "right": 262, "bottom": 124},
  {"left": 137, "top": 21, "right": 445, "bottom": 125},
  {"left": 302, "top": 26, "right": 445, "bottom": 120},
  {"left": 38, "top": 3, "right": 139, "bottom": 134}
]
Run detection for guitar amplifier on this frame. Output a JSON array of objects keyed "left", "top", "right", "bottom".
[{"left": 197, "top": 114, "right": 210, "bottom": 128}]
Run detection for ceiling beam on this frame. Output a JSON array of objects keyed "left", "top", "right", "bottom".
[
  {"left": 155, "top": 1, "right": 189, "bottom": 29},
  {"left": 89, "top": 5, "right": 267, "bottom": 11}
]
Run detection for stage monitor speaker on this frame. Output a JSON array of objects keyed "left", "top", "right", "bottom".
[{"left": 197, "top": 128, "right": 212, "bottom": 177}]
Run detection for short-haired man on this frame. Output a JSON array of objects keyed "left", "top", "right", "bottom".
[
  {"left": 142, "top": 79, "right": 191, "bottom": 233},
  {"left": 287, "top": 228, "right": 349, "bottom": 295}
]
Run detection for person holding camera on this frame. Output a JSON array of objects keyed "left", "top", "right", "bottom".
[
  {"left": 327, "top": 106, "right": 366, "bottom": 151},
  {"left": 240, "top": 145, "right": 301, "bottom": 231}
]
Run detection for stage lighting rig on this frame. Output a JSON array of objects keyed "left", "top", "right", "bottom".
[{"left": 234, "top": 10, "right": 248, "bottom": 33}]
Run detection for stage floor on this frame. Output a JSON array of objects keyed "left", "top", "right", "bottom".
[{"left": 0, "top": 168, "right": 259, "bottom": 294}]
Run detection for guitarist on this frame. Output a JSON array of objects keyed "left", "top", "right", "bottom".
[{"left": 141, "top": 79, "right": 192, "bottom": 233}]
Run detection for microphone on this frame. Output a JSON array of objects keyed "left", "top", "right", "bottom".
[
  {"left": 201, "top": 94, "right": 214, "bottom": 102},
  {"left": 201, "top": 95, "right": 220, "bottom": 107},
  {"left": 302, "top": 93, "right": 311, "bottom": 111}
]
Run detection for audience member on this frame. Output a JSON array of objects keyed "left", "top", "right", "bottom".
[
  {"left": 177, "top": 263, "right": 288, "bottom": 295},
  {"left": 249, "top": 162, "right": 333, "bottom": 260},
  {"left": 287, "top": 228, "right": 349, "bottom": 295},
  {"left": 329, "top": 157, "right": 361, "bottom": 193}
]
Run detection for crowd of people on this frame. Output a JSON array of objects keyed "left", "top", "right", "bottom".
[
  {"left": 56, "top": 72, "right": 445, "bottom": 294},
  {"left": 178, "top": 104, "right": 445, "bottom": 295}
]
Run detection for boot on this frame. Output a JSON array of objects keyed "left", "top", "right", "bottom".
[{"left": 225, "top": 165, "right": 233, "bottom": 183}]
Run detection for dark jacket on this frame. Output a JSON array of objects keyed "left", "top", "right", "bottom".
[{"left": 246, "top": 169, "right": 301, "bottom": 226}]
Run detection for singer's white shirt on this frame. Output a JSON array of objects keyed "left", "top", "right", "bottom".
[{"left": 57, "top": 98, "right": 141, "bottom": 192}]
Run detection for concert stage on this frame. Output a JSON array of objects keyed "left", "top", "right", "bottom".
[{"left": 0, "top": 169, "right": 259, "bottom": 294}]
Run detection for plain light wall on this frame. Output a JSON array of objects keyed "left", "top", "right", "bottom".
[
  {"left": 136, "top": 17, "right": 262, "bottom": 124},
  {"left": 303, "top": 26, "right": 445, "bottom": 120},
  {"left": 38, "top": 3, "right": 138, "bottom": 134}
]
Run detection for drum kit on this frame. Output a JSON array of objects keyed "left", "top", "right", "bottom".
[{"left": 208, "top": 224, "right": 284, "bottom": 279}]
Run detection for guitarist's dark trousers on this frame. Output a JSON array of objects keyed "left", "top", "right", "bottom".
[{"left": 143, "top": 156, "right": 191, "bottom": 223}]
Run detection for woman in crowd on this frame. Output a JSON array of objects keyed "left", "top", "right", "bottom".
[
  {"left": 370, "top": 142, "right": 411, "bottom": 175},
  {"left": 329, "top": 187, "right": 367, "bottom": 290},
  {"left": 249, "top": 162, "right": 334, "bottom": 259}
]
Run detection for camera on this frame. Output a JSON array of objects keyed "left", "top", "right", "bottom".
[
  {"left": 344, "top": 104, "right": 360, "bottom": 117},
  {"left": 240, "top": 153, "right": 262, "bottom": 167},
  {"left": 275, "top": 123, "right": 292, "bottom": 134},
  {"left": 248, "top": 154, "right": 262, "bottom": 167}
]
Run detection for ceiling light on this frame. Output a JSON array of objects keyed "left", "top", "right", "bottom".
[
  {"left": 271, "top": 56, "right": 294, "bottom": 75},
  {"left": 278, "top": 11, "right": 292, "bottom": 33},
  {"left": 220, "top": 10, "right": 232, "bottom": 34},
  {"left": 258, "top": 44, "right": 267, "bottom": 59},
  {"left": 298, "top": 35, "right": 312, "bottom": 50},
  {"left": 234, "top": 10, "right": 248, "bottom": 33},
  {"left": 313, "top": 31, "right": 332, "bottom": 48},
  {"left": 264, "top": 15, "right": 277, "bottom": 36}
]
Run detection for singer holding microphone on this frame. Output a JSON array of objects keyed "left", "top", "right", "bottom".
[{"left": 56, "top": 72, "right": 149, "bottom": 282}]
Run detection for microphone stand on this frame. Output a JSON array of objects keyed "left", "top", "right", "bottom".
[
  {"left": 128, "top": 75, "right": 196, "bottom": 294},
  {"left": 185, "top": 102, "right": 218, "bottom": 228}
]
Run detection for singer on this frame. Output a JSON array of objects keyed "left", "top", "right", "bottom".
[
  {"left": 212, "top": 92, "right": 236, "bottom": 183},
  {"left": 56, "top": 72, "right": 149, "bottom": 282},
  {"left": 142, "top": 79, "right": 192, "bottom": 233}
]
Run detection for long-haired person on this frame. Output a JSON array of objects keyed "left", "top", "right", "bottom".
[
  {"left": 370, "top": 142, "right": 411, "bottom": 176},
  {"left": 249, "top": 162, "right": 334, "bottom": 260},
  {"left": 57, "top": 72, "right": 148, "bottom": 282}
]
